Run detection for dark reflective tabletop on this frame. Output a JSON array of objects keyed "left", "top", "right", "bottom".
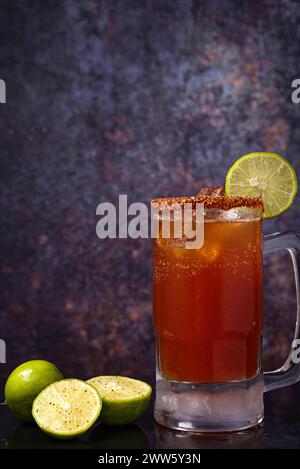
[{"left": 1, "top": 382, "right": 300, "bottom": 449}]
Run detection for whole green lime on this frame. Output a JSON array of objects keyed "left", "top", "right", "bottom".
[{"left": 5, "top": 360, "right": 63, "bottom": 422}]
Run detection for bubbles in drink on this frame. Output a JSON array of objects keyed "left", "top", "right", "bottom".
[{"left": 153, "top": 215, "right": 263, "bottom": 382}]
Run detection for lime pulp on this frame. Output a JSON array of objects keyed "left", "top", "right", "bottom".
[{"left": 32, "top": 379, "right": 102, "bottom": 439}]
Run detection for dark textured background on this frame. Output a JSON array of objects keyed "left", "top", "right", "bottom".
[{"left": 1, "top": 0, "right": 300, "bottom": 389}]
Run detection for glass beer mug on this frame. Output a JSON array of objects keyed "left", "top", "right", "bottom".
[{"left": 152, "top": 195, "right": 300, "bottom": 432}]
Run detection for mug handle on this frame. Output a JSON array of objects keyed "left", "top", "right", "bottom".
[{"left": 263, "top": 231, "right": 300, "bottom": 392}]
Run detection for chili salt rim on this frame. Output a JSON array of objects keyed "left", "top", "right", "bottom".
[{"left": 151, "top": 195, "right": 264, "bottom": 211}]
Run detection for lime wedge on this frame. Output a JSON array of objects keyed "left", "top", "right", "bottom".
[
  {"left": 87, "top": 376, "right": 152, "bottom": 425},
  {"left": 32, "top": 379, "right": 102, "bottom": 439},
  {"left": 225, "top": 152, "right": 298, "bottom": 218}
]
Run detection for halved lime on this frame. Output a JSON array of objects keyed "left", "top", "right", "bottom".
[
  {"left": 225, "top": 152, "right": 298, "bottom": 218},
  {"left": 5, "top": 360, "right": 64, "bottom": 422},
  {"left": 32, "top": 379, "right": 102, "bottom": 439},
  {"left": 87, "top": 376, "right": 152, "bottom": 425}
]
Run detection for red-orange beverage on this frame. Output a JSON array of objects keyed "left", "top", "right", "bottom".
[{"left": 153, "top": 196, "right": 263, "bottom": 383}]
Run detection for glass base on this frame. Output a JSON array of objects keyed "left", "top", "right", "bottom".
[
  {"left": 154, "top": 372, "right": 264, "bottom": 432},
  {"left": 155, "top": 422, "right": 264, "bottom": 448}
]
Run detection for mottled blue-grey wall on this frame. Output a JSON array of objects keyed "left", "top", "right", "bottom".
[{"left": 0, "top": 0, "right": 300, "bottom": 384}]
